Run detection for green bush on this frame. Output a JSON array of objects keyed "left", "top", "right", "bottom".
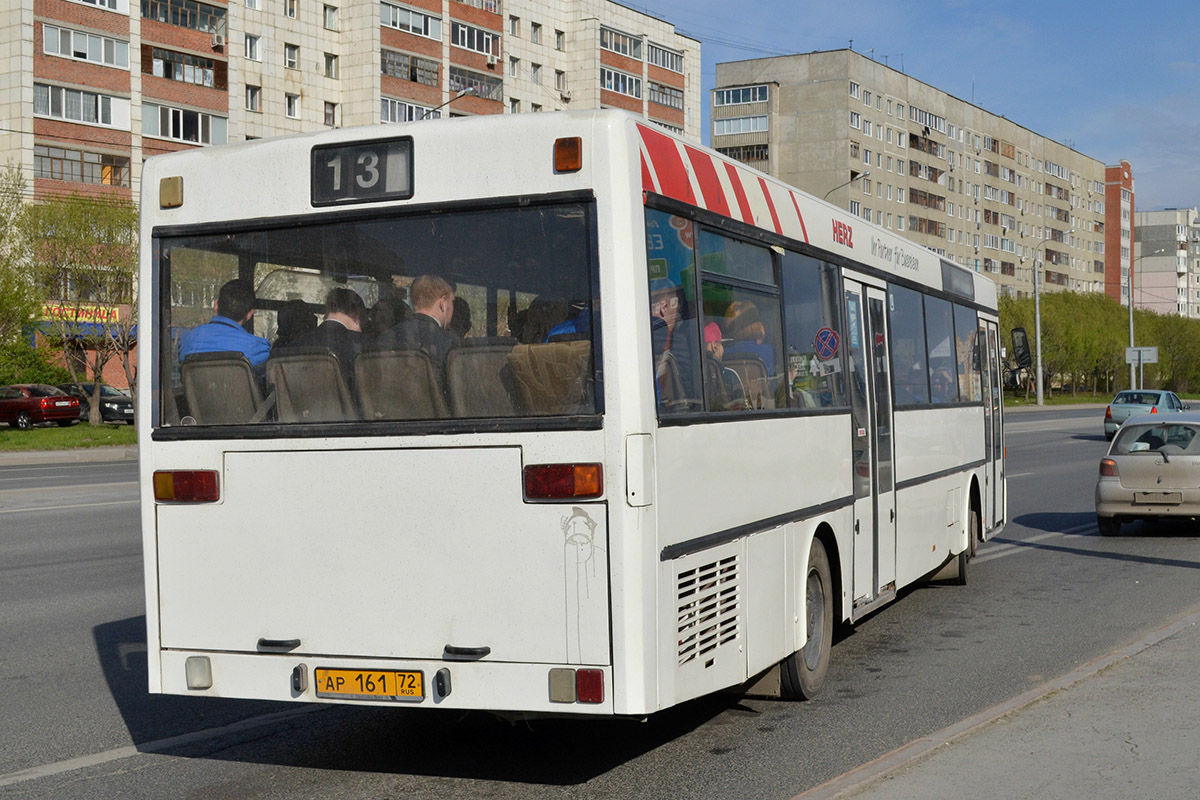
[{"left": 0, "top": 340, "right": 72, "bottom": 386}]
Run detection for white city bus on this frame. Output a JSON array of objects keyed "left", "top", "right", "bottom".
[{"left": 139, "top": 109, "right": 1005, "bottom": 716}]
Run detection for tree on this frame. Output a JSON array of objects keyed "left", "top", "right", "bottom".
[
  {"left": 0, "top": 166, "right": 39, "bottom": 345},
  {"left": 24, "top": 193, "right": 138, "bottom": 423}
]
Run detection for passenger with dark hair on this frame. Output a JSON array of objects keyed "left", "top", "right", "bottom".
[
  {"left": 282, "top": 287, "right": 367, "bottom": 388},
  {"left": 271, "top": 299, "right": 317, "bottom": 355},
  {"left": 449, "top": 296, "right": 472, "bottom": 338},
  {"left": 179, "top": 278, "right": 271, "bottom": 366}
]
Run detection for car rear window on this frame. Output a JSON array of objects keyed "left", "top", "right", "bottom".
[
  {"left": 28, "top": 385, "right": 65, "bottom": 397},
  {"left": 1114, "top": 392, "right": 1157, "bottom": 405},
  {"left": 1113, "top": 423, "right": 1200, "bottom": 454}
]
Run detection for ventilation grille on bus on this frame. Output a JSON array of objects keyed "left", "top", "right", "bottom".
[{"left": 677, "top": 554, "right": 739, "bottom": 667}]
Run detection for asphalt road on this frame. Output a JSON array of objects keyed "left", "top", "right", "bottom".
[{"left": 4, "top": 407, "right": 1200, "bottom": 799}]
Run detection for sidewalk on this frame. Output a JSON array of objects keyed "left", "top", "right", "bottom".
[
  {"left": 801, "top": 607, "right": 1200, "bottom": 800},
  {"left": 0, "top": 445, "right": 137, "bottom": 466}
]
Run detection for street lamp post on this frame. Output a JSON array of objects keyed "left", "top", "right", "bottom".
[
  {"left": 1129, "top": 246, "right": 1166, "bottom": 389},
  {"left": 419, "top": 86, "right": 476, "bottom": 119},
  {"left": 823, "top": 170, "right": 869, "bottom": 201},
  {"left": 1030, "top": 230, "right": 1072, "bottom": 406}
]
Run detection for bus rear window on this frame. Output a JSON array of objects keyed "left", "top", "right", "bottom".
[{"left": 159, "top": 201, "right": 598, "bottom": 429}]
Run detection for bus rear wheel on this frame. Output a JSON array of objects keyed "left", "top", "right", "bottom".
[{"left": 781, "top": 537, "right": 833, "bottom": 700}]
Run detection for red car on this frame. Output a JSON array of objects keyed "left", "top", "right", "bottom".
[{"left": 0, "top": 384, "right": 80, "bottom": 429}]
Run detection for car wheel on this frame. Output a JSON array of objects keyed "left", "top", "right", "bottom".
[
  {"left": 14, "top": 411, "right": 32, "bottom": 430},
  {"left": 1097, "top": 516, "right": 1121, "bottom": 537},
  {"left": 780, "top": 537, "right": 833, "bottom": 700}
]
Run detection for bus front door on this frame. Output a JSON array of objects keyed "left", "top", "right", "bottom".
[{"left": 845, "top": 282, "right": 897, "bottom": 610}]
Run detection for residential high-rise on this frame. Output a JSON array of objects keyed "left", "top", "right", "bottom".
[
  {"left": 2, "top": 0, "right": 699, "bottom": 207},
  {"left": 1132, "top": 207, "right": 1200, "bottom": 318},
  {"left": 712, "top": 49, "right": 1127, "bottom": 301}
]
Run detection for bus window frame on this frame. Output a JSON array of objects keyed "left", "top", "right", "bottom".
[{"left": 153, "top": 190, "right": 605, "bottom": 440}]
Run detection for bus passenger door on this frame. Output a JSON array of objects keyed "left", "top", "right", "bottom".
[
  {"left": 982, "top": 321, "right": 1005, "bottom": 532},
  {"left": 845, "top": 282, "right": 897, "bottom": 607}
]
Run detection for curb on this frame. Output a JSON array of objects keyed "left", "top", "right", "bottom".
[{"left": 0, "top": 446, "right": 138, "bottom": 466}]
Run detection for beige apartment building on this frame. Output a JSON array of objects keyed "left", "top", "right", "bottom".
[
  {"left": 1133, "top": 208, "right": 1200, "bottom": 318},
  {"left": 0, "top": 0, "right": 699, "bottom": 210},
  {"left": 712, "top": 49, "right": 1127, "bottom": 301}
]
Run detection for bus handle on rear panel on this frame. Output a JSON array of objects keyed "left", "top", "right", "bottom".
[
  {"left": 443, "top": 644, "right": 491, "bottom": 660},
  {"left": 258, "top": 638, "right": 302, "bottom": 651}
]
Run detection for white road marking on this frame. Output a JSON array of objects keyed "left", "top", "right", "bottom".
[{"left": 0, "top": 499, "right": 139, "bottom": 514}]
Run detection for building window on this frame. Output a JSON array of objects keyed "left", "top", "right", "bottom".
[
  {"left": 510, "top": 97, "right": 520, "bottom": 113},
  {"left": 381, "top": 2, "right": 442, "bottom": 40},
  {"left": 141, "top": 0, "right": 226, "bottom": 33},
  {"left": 849, "top": 111, "right": 861, "bottom": 129},
  {"left": 33, "top": 83, "right": 117, "bottom": 126},
  {"left": 530, "top": 22, "right": 540, "bottom": 44},
  {"left": 381, "top": 97, "right": 435, "bottom": 122},
  {"left": 43, "top": 25, "right": 130, "bottom": 68},
  {"left": 508, "top": 57, "right": 518, "bottom": 77},
  {"left": 647, "top": 43, "right": 684, "bottom": 74},
  {"left": 381, "top": 49, "right": 439, "bottom": 86},
  {"left": 74, "top": 0, "right": 119, "bottom": 9},
  {"left": 555, "top": 69, "right": 566, "bottom": 92},
  {"left": 284, "top": 43, "right": 299, "bottom": 69},
  {"left": 324, "top": 102, "right": 338, "bottom": 126},
  {"left": 508, "top": 15, "right": 519, "bottom": 35},
  {"left": 34, "top": 145, "right": 131, "bottom": 187},
  {"left": 285, "top": 93, "right": 300, "bottom": 118},
  {"left": 649, "top": 82, "right": 683, "bottom": 109},
  {"left": 715, "top": 144, "right": 769, "bottom": 163},
  {"left": 324, "top": 52, "right": 338, "bottom": 78},
  {"left": 532, "top": 103, "right": 541, "bottom": 112},
  {"left": 600, "top": 67, "right": 640, "bottom": 98},
  {"left": 849, "top": 81, "right": 859, "bottom": 98},
  {"left": 246, "top": 0, "right": 258, "bottom": 9},
  {"left": 244, "top": 34, "right": 259, "bottom": 60},
  {"left": 712, "top": 115, "right": 767, "bottom": 135},
  {"left": 245, "top": 85, "right": 260, "bottom": 111},
  {"left": 149, "top": 47, "right": 219, "bottom": 87},
  {"left": 554, "top": 29, "right": 564, "bottom": 50},
  {"left": 143, "top": 102, "right": 227, "bottom": 144},
  {"left": 600, "top": 27, "right": 641, "bottom": 59},
  {"left": 284, "top": 0, "right": 296, "bottom": 17},
  {"left": 451, "top": 22, "right": 500, "bottom": 56},
  {"left": 710, "top": 86, "right": 768, "bottom": 106},
  {"left": 323, "top": 4, "right": 337, "bottom": 29},
  {"left": 448, "top": 66, "right": 502, "bottom": 101},
  {"left": 530, "top": 63, "right": 541, "bottom": 84}
]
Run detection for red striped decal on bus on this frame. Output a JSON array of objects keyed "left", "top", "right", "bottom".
[
  {"left": 683, "top": 145, "right": 731, "bottom": 218},
  {"left": 637, "top": 125, "right": 694, "bottom": 204},
  {"left": 789, "top": 192, "right": 811, "bottom": 243},
  {"left": 640, "top": 151, "right": 658, "bottom": 195},
  {"left": 724, "top": 162, "right": 754, "bottom": 224},
  {"left": 758, "top": 177, "right": 782, "bottom": 234}
]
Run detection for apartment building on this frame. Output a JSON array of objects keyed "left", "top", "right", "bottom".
[
  {"left": 2, "top": 0, "right": 699, "bottom": 207},
  {"left": 712, "top": 49, "right": 1128, "bottom": 301},
  {"left": 1133, "top": 207, "right": 1200, "bottom": 318}
]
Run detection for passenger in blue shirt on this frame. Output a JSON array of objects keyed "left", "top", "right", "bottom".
[
  {"left": 545, "top": 301, "right": 591, "bottom": 340},
  {"left": 179, "top": 279, "right": 271, "bottom": 366}
]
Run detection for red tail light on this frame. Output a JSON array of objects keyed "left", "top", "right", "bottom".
[
  {"left": 1105, "top": 405, "right": 1112, "bottom": 419},
  {"left": 1151, "top": 406, "right": 1158, "bottom": 414},
  {"left": 1099, "top": 458, "right": 1119, "bottom": 477},
  {"left": 575, "top": 669, "right": 604, "bottom": 703},
  {"left": 523, "top": 463, "right": 602, "bottom": 501},
  {"left": 154, "top": 470, "right": 220, "bottom": 502}
]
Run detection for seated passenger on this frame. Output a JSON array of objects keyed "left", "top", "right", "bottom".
[
  {"left": 723, "top": 300, "right": 776, "bottom": 373},
  {"left": 703, "top": 322, "right": 743, "bottom": 407},
  {"left": 650, "top": 278, "right": 699, "bottom": 406},
  {"left": 931, "top": 368, "right": 957, "bottom": 403},
  {"left": 365, "top": 294, "right": 411, "bottom": 338},
  {"left": 179, "top": 278, "right": 271, "bottom": 367},
  {"left": 375, "top": 275, "right": 461, "bottom": 390},
  {"left": 271, "top": 299, "right": 317, "bottom": 355},
  {"left": 281, "top": 287, "right": 367, "bottom": 389},
  {"left": 545, "top": 301, "right": 591, "bottom": 341}
]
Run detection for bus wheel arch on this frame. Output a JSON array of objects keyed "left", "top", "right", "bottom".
[{"left": 780, "top": 529, "right": 837, "bottom": 700}]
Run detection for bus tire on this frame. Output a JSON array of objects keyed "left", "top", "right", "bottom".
[
  {"left": 950, "top": 506, "right": 980, "bottom": 587},
  {"left": 781, "top": 537, "right": 833, "bottom": 700}
]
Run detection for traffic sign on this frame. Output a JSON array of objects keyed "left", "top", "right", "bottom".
[{"left": 1125, "top": 346, "right": 1158, "bottom": 365}]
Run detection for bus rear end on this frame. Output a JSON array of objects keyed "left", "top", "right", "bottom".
[{"left": 140, "top": 113, "right": 640, "bottom": 716}]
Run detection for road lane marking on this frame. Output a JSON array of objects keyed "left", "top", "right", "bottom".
[
  {"left": 975, "top": 523, "right": 1095, "bottom": 563},
  {"left": 0, "top": 499, "right": 139, "bottom": 514},
  {"left": 0, "top": 706, "right": 324, "bottom": 788}
]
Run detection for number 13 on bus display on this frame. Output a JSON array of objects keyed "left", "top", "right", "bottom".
[{"left": 311, "top": 138, "right": 414, "bottom": 206}]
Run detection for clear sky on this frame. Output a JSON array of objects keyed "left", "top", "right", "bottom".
[{"left": 626, "top": 0, "right": 1199, "bottom": 211}]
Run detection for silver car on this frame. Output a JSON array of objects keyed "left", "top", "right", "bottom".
[
  {"left": 1095, "top": 412, "right": 1200, "bottom": 536},
  {"left": 1103, "top": 389, "right": 1188, "bottom": 440}
]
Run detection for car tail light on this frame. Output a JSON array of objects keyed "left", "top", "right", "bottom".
[
  {"left": 523, "top": 463, "right": 602, "bottom": 501},
  {"left": 154, "top": 470, "right": 220, "bottom": 502},
  {"left": 1150, "top": 407, "right": 1158, "bottom": 414},
  {"left": 1099, "top": 458, "right": 1119, "bottom": 478},
  {"left": 1105, "top": 405, "right": 1112, "bottom": 419}
]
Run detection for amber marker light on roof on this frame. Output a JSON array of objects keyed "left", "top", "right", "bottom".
[{"left": 554, "top": 137, "right": 582, "bottom": 173}]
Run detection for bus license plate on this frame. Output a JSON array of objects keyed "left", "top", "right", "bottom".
[{"left": 314, "top": 668, "right": 424, "bottom": 701}]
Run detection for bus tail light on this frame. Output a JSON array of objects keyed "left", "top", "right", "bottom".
[
  {"left": 554, "top": 137, "right": 582, "bottom": 173},
  {"left": 1099, "top": 458, "right": 1120, "bottom": 478},
  {"left": 576, "top": 669, "right": 603, "bottom": 703},
  {"left": 524, "top": 463, "right": 602, "bottom": 501},
  {"left": 154, "top": 470, "right": 220, "bottom": 502}
]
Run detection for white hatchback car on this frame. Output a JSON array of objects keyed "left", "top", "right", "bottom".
[{"left": 1095, "top": 412, "right": 1200, "bottom": 536}]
